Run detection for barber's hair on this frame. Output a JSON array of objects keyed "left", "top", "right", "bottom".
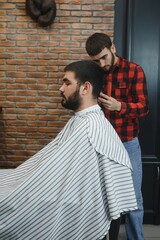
[
  {"left": 64, "top": 60, "right": 105, "bottom": 98},
  {"left": 86, "top": 32, "right": 112, "bottom": 56}
]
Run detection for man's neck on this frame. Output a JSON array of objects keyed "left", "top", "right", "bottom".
[{"left": 74, "top": 101, "right": 97, "bottom": 113}]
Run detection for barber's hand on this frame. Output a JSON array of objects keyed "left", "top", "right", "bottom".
[{"left": 98, "top": 92, "right": 121, "bottom": 111}]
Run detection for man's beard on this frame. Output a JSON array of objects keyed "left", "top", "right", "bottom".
[
  {"left": 103, "top": 52, "right": 115, "bottom": 73},
  {"left": 61, "top": 88, "right": 82, "bottom": 111}
]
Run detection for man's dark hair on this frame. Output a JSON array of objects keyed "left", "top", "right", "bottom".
[
  {"left": 64, "top": 60, "right": 105, "bottom": 98},
  {"left": 86, "top": 32, "right": 112, "bottom": 56}
]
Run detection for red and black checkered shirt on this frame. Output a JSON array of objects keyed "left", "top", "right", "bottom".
[{"left": 103, "top": 56, "right": 149, "bottom": 142}]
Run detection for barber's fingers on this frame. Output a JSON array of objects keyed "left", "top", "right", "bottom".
[
  {"left": 99, "top": 92, "right": 110, "bottom": 100},
  {"left": 98, "top": 96, "right": 111, "bottom": 104}
]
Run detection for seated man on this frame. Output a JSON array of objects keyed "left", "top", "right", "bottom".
[{"left": 0, "top": 60, "right": 137, "bottom": 240}]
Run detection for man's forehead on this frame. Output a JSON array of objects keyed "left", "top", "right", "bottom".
[
  {"left": 91, "top": 47, "right": 110, "bottom": 60},
  {"left": 63, "top": 71, "right": 77, "bottom": 82}
]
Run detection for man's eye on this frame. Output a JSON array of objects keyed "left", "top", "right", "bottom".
[
  {"left": 102, "top": 55, "right": 107, "bottom": 60},
  {"left": 65, "top": 82, "right": 70, "bottom": 86}
]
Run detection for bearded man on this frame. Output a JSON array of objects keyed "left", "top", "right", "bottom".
[{"left": 0, "top": 60, "right": 137, "bottom": 240}]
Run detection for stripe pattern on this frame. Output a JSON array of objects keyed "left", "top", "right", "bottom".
[{"left": 0, "top": 105, "right": 137, "bottom": 240}]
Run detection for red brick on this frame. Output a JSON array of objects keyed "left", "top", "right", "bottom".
[{"left": 0, "top": 1, "right": 115, "bottom": 167}]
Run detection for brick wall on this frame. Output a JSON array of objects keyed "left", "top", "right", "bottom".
[{"left": 0, "top": 0, "right": 115, "bottom": 168}]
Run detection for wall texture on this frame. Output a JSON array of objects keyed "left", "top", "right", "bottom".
[{"left": 0, "top": 0, "right": 115, "bottom": 168}]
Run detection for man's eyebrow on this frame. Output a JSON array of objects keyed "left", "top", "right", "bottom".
[
  {"left": 93, "top": 54, "right": 108, "bottom": 62},
  {"left": 62, "top": 78, "right": 71, "bottom": 83},
  {"left": 103, "top": 53, "right": 108, "bottom": 57},
  {"left": 93, "top": 59, "right": 100, "bottom": 63},
  {"left": 100, "top": 54, "right": 108, "bottom": 59}
]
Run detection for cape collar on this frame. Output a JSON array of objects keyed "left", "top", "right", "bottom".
[{"left": 75, "top": 104, "right": 100, "bottom": 116}]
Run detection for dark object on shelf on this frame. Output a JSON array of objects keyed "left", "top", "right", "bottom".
[{"left": 26, "top": 0, "right": 57, "bottom": 27}]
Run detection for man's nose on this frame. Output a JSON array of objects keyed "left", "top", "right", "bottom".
[
  {"left": 59, "top": 85, "right": 64, "bottom": 92},
  {"left": 99, "top": 59, "right": 106, "bottom": 67}
]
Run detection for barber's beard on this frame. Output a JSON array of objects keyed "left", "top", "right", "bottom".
[
  {"left": 104, "top": 52, "right": 115, "bottom": 73},
  {"left": 61, "top": 88, "right": 82, "bottom": 111}
]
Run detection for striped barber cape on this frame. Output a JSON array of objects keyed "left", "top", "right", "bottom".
[{"left": 0, "top": 105, "right": 137, "bottom": 240}]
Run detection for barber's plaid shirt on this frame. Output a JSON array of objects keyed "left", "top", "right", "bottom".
[{"left": 103, "top": 56, "right": 149, "bottom": 142}]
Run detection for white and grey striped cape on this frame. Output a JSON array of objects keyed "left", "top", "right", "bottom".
[{"left": 0, "top": 105, "right": 137, "bottom": 240}]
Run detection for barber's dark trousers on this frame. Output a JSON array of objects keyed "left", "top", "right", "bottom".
[{"left": 109, "top": 217, "right": 121, "bottom": 240}]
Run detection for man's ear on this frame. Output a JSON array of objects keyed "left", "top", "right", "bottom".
[
  {"left": 111, "top": 43, "right": 116, "bottom": 54},
  {"left": 81, "top": 81, "right": 92, "bottom": 95}
]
